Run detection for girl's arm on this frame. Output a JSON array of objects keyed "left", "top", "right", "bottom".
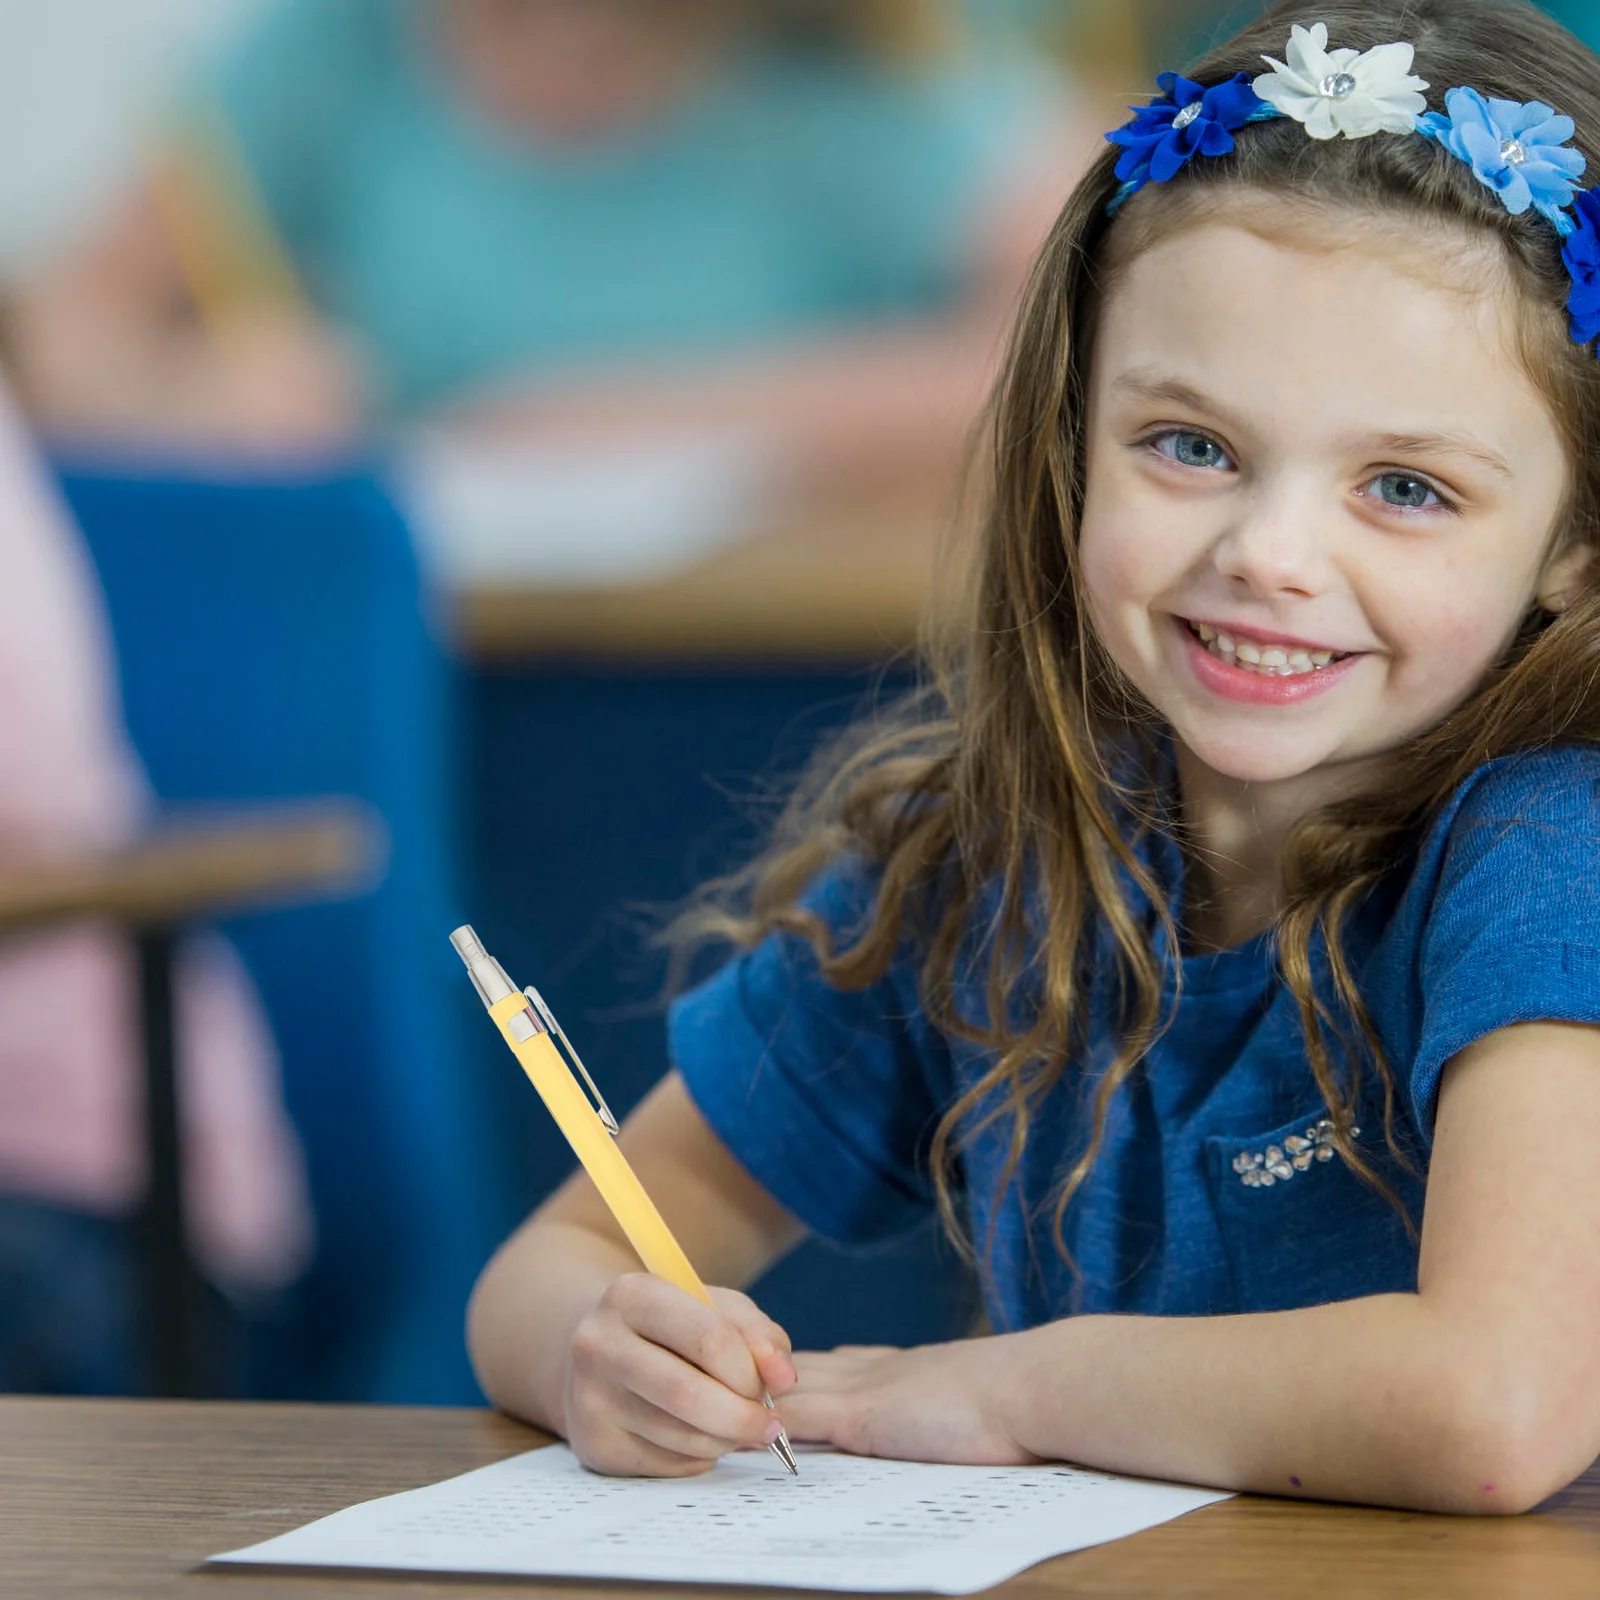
[
  {"left": 782, "top": 1021, "right": 1600, "bottom": 1514},
  {"left": 6, "top": 179, "right": 360, "bottom": 453},
  {"left": 467, "top": 1069, "right": 806, "bottom": 1460}
]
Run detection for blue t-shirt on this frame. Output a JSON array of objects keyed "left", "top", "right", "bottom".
[
  {"left": 205, "top": 0, "right": 1048, "bottom": 412},
  {"left": 670, "top": 745, "right": 1600, "bottom": 1332}
]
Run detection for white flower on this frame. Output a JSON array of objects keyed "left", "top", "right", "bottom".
[{"left": 1252, "top": 22, "right": 1429, "bottom": 140}]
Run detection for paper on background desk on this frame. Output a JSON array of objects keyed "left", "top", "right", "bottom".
[
  {"left": 393, "top": 429, "right": 772, "bottom": 590},
  {"left": 210, "top": 1442, "right": 1231, "bottom": 1594}
]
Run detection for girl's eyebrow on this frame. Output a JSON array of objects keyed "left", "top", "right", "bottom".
[
  {"left": 1109, "top": 369, "right": 1514, "bottom": 480},
  {"left": 1360, "top": 431, "right": 1513, "bottom": 480},
  {"left": 1110, "top": 370, "right": 1230, "bottom": 421}
]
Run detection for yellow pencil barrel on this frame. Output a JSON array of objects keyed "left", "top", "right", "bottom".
[
  {"left": 487, "top": 993, "right": 714, "bottom": 1310},
  {"left": 457, "top": 930, "right": 800, "bottom": 1475}
]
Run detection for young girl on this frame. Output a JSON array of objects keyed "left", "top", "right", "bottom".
[{"left": 468, "top": 0, "right": 1600, "bottom": 1514}]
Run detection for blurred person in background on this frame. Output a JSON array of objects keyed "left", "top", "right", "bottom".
[
  {"left": 0, "top": 375, "right": 312, "bottom": 1391},
  {"left": 5, "top": 0, "right": 1085, "bottom": 483}
]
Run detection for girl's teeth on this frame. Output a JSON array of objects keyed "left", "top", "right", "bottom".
[{"left": 1189, "top": 622, "right": 1342, "bottom": 678}]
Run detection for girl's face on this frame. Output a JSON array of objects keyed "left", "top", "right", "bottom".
[{"left": 1079, "top": 211, "right": 1576, "bottom": 796}]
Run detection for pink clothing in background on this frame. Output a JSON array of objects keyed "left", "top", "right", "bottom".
[{"left": 0, "top": 384, "right": 312, "bottom": 1290}]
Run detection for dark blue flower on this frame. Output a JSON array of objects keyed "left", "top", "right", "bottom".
[
  {"left": 1106, "top": 71, "right": 1271, "bottom": 203},
  {"left": 1418, "top": 86, "right": 1586, "bottom": 231},
  {"left": 1563, "top": 187, "right": 1600, "bottom": 350}
]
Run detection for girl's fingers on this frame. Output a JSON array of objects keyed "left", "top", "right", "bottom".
[
  {"left": 611, "top": 1277, "right": 769, "bottom": 1401},
  {"left": 755, "top": 1344, "right": 799, "bottom": 1395},
  {"left": 706, "top": 1286, "right": 798, "bottom": 1391},
  {"left": 606, "top": 1317, "right": 777, "bottom": 1445},
  {"left": 582, "top": 1424, "right": 719, "bottom": 1479},
  {"left": 609, "top": 1386, "right": 769, "bottom": 1463},
  {"left": 708, "top": 1286, "right": 793, "bottom": 1357}
]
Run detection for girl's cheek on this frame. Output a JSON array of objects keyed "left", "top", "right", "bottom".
[
  {"left": 1080, "top": 510, "right": 1152, "bottom": 609},
  {"left": 1381, "top": 581, "right": 1517, "bottom": 712},
  {"left": 1076, "top": 533, "right": 1137, "bottom": 659}
]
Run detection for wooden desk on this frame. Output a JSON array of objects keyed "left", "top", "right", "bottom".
[
  {"left": 0, "top": 807, "right": 377, "bottom": 934},
  {"left": 5, "top": 1398, "right": 1599, "bottom": 1598}
]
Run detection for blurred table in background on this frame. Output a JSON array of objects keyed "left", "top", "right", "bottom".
[
  {"left": 456, "top": 472, "right": 956, "bottom": 664},
  {"left": 0, "top": 806, "right": 374, "bottom": 932},
  {"left": 0, "top": 803, "right": 379, "bottom": 1400}
]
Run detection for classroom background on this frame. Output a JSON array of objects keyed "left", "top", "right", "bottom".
[{"left": 3, "top": 0, "right": 1597, "bottom": 1408}]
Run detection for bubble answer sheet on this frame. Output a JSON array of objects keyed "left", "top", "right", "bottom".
[{"left": 209, "top": 1442, "right": 1232, "bottom": 1593}]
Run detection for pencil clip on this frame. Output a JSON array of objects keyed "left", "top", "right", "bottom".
[{"left": 524, "top": 986, "right": 619, "bottom": 1136}]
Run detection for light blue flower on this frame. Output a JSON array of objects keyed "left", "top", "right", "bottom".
[{"left": 1418, "top": 86, "right": 1586, "bottom": 232}]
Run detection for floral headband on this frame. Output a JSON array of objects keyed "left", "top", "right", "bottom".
[{"left": 1105, "top": 22, "right": 1600, "bottom": 355}]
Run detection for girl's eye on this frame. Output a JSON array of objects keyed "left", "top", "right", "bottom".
[
  {"left": 1363, "top": 471, "right": 1454, "bottom": 514},
  {"left": 1149, "top": 430, "right": 1233, "bottom": 471}
]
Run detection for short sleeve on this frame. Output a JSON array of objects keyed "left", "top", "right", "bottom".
[
  {"left": 667, "top": 859, "right": 949, "bottom": 1249},
  {"left": 1410, "top": 749, "right": 1600, "bottom": 1135}
]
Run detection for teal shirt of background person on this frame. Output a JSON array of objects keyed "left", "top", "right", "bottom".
[
  {"left": 1539, "top": 0, "right": 1600, "bottom": 49},
  {"left": 206, "top": 0, "right": 1051, "bottom": 416}
]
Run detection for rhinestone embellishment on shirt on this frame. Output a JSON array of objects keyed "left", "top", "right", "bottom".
[
  {"left": 1318, "top": 71, "right": 1358, "bottom": 100},
  {"left": 1172, "top": 102, "right": 1202, "bottom": 130},
  {"left": 1232, "top": 1119, "right": 1358, "bottom": 1187}
]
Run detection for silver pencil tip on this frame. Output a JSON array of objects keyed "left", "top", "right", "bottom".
[{"left": 771, "top": 1430, "right": 800, "bottom": 1475}]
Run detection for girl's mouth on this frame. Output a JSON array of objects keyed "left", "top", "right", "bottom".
[{"left": 1183, "top": 619, "right": 1351, "bottom": 678}]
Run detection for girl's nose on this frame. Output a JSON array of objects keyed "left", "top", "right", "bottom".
[{"left": 1210, "top": 489, "right": 1331, "bottom": 600}]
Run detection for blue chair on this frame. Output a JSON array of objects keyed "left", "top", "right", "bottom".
[{"left": 56, "top": 462, "right": 514, "bottom": 1404}]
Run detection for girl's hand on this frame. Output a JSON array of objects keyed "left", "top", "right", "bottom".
[
  {"left": 562, "top": 1274, "right": 798, "bottom": 1477},
  {"left": 776, "top": 1339, "right": 1044, "bottom": 1466}
]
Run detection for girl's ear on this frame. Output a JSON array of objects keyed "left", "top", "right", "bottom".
[{"left": 1536, "top": 543, "right": 1594, "bottom": 613}]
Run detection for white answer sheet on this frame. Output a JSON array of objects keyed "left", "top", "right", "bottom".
[
  {"left": 210, "top": 1442, "right": 1231, "bottom": 1594},
  {"left": 394, "top": 428, "right": 770, "bottom": 590}
]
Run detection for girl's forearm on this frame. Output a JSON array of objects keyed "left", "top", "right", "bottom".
[
  {"left": 993, "top": 1295, "right": 1548, "bottom": 1515},
  {"left": 466, "top": 1218, "right": 638, "bottom": 1434},
  {"left": 440, "top": 314, "right": 1003, "bottom": 483}
]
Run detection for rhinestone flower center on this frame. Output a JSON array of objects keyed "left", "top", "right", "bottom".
[
  {"left": 1172, "top": 102, "right": 1202, "bottom": 130},
  {"left": 1500, "top": 137, "right": 1528, "bottom": 167},
  {"left": 1318, "top": 71, "right": 1358, "bottom": 100},
  {"left": 1232, "top": 1119, "right": 1359, "bottom": 1187}
]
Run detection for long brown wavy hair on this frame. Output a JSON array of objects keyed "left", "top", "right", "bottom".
[{"left": 674, "top": 0, "right": 1600, "bottom": 1283}]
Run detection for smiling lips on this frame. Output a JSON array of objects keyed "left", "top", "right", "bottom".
[
  {"left": 1186, "top": 619, "right": 1349, "bottom": 677},
  {"left": 1179, "top": 617, "right": 1363, "bottom": 705}
]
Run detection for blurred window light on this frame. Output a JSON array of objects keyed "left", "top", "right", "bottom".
[{"left": 0, "top": 0, "right": 269, "bottom": 279}]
